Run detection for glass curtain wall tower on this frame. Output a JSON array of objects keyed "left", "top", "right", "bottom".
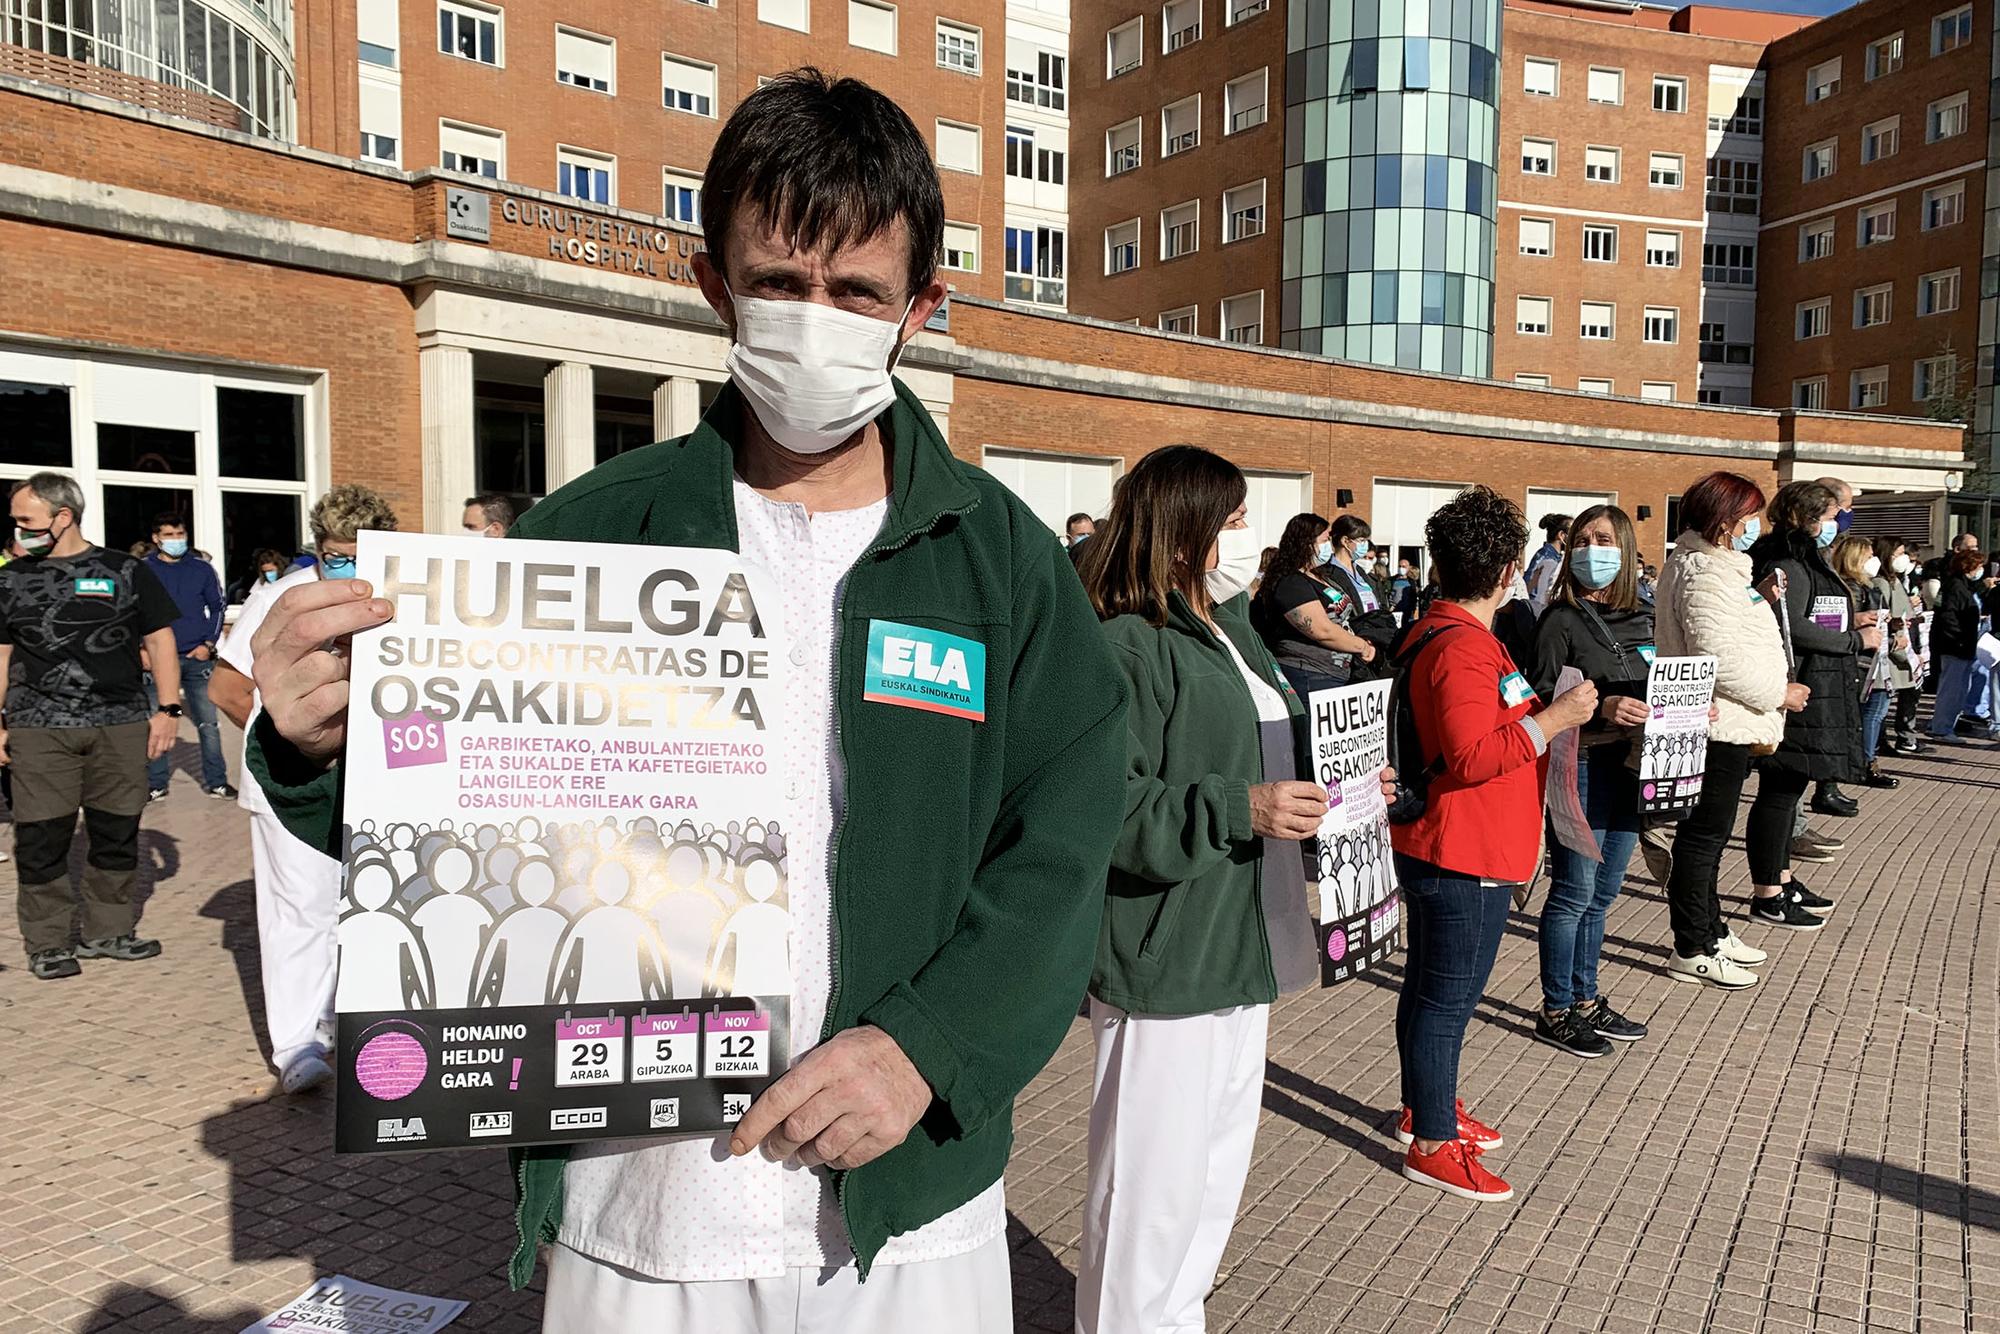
[{"left": 1281, "top": 0, "right": 1500, "bottom": 375}]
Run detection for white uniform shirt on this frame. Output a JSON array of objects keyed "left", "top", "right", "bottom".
[
  {"left": 219, "top": 563, "right": 322, "bottom": 817},
  {"left": 557, "top": 479, "right": 1006, "bottom": 1282}
]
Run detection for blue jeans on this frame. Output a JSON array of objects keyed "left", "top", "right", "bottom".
[
  {"left": 1394, "top": 852, "right": 1510, "bottom": 1143},
  {"left": 1539, "top": 748, "right": 1641, "bottom": 1011},
  {"left": 1969, "top": 653, "right": 1994, "bottom": 722},
  {"left": 1929, "top": 656, "right": 1978, "bottom": 736},
  {"left": 145, "top": 655, "right": 228, "bottom": 791},
  {"left": 1861, "top": 689, "right": 1891, "bottom": 761}
]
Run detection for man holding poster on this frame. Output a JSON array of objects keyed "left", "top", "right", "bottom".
[{"left": 243, "top": 70, "right": 1129, "bottom": 1333}]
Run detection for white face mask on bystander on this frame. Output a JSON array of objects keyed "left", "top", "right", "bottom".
[
  {"left": 724, "top": 291, "right": 915, "bottom": 454},
  {"left": 1204, "top": 525, "right": 1262, "bottom": 603}
]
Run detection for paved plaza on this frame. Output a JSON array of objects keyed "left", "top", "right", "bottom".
[{"left": 2, "top": 721, "right": 1997, "bottom": 1334}]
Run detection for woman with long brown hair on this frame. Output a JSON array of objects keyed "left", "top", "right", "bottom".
[
  {"left": 1249, "top": 511, "right": 1378, "bottom": 698},
  {"left": 1074, "top": 445, "right": 1328, "bottom": 1334}
]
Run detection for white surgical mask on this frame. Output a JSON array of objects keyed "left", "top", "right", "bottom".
[
  {"left": 1863, "top": 555, "right": 1882, "bottom": 578},
  {"left": 725, "top": 290, "right": 914, "bottom": 454},
  {"left": 1891, "top": 553, "right": 1912, "bottom": 575},
  {"left": 1205, "top": 524, "right": 1261, "bottom": 603}
]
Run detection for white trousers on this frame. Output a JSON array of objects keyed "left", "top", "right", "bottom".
[
  {"left": 250, "top": 810, "right": 342, "bottom": 1071},
  {"left": 1076, "top": 999, "right": 1270, "bottom": 1334},
  {"left": 541, "top": 1232, "right": 1013, "bottom": 1333}
]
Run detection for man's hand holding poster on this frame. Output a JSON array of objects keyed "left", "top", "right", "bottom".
[
  {"left": 334, "top": 532, "right": 792, "bottom": 1153},
  {"left": 1307, "top": 680, "right": 1400, "bottom": 984}
]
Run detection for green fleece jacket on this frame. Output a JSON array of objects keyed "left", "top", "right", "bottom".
[
  {"left": 247, "top": 381, "right": 1129, "bottom": 1282},
  {"left": 1091, "top": 591, "right": 1308, "bottom": 1015}
]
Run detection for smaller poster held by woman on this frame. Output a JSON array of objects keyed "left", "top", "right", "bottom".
[
  {"left": 1306, "top": 679, "right": 1400, "bottom": 983},
  {"left": 1639, "top": 655, "right": 1718, "bottom": 816}
]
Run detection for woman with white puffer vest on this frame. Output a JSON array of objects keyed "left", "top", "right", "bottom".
[{"left": 1654, "top": 472, "right": 1810, "bottom": 989}]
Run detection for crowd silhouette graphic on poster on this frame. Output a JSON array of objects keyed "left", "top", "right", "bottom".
[
  {"left": 1640, "top": 726, "right": 1706, "bottom": 780},
  {"left": 1317, "top": 819, "right": 1393, "bottom": 924},
  {"left": 335, "top": 816, "right": 793, "bottom": 1012}
]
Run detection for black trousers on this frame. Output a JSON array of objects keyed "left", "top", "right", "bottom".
[
  {"left": 1665, "top": 740, "right": 1751, "bottom": 957},
  {"left": 1746, "top": 765, "right": 1808, "bottom": 885}
]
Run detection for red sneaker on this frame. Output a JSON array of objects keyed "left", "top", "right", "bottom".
[
  {"left": 1402, "top": 1139, "right": 1515, "bottom": 1202},
  {"left": 1394, "top": 1100, "right": 1504, "bottom": 1150}
]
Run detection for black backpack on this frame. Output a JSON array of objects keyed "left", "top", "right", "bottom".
[{"left": 1384, "top": 622, "right": 1460, "bottom": 826}]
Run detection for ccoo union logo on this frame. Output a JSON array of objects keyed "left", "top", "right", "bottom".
[{"left": 550, "top": 1107, "right": 608, "bottom": 1131}]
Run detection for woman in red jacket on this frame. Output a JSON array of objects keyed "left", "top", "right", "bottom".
[{"left": 1391, "top": 487, "right": 1598, "bottom": 1202}]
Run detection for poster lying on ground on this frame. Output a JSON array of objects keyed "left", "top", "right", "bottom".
[
  {"left": 240, "top": 1276, "right": 466, "bottom": 1334},
  {"left": 1638, "top": 655, "right": 1717, "bottom": 817},
  {"left": 334, "top": 531, "right": 792, "bottom": 1154},
  {"left": 1306, "top": 679, "right": 1400, "bottom": 984}
]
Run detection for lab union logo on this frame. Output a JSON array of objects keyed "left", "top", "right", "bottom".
[{"left": 863, "top": 619, "right": 987, "bottom": 722}]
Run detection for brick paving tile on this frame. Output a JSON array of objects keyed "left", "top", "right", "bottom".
[{"left": 3, "top": 725, "right": 1998, "bottom": 1330}]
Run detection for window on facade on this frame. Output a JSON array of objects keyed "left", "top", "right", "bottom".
[
  {"left": 1862, "top": 117, "right": 1899, "bottom": 162},
  {"left": 1579, "top": 301, "right": 1614, "bottom": 340},
  {"left": 1652, "top": 75, "right": 1686, "bottom": 112},
  {"left": 1805, "top": 57, "right": 1840, "bottom": 102},
  {"left": 1164, "top": 0, "right": 1200, "bottom": 51},
  {"left": 759, "top": 0, "right": 809, "bottom": 30},
  {"left": 361, "top": 129, "right": 398, "bottom": 163},
  {"left": 1036, "top": 143, "right": 1065, "bottom": 185},
  {"left": 1108, "top": 18, "right": 1142, "bottom": 76},
  {"left": 1851, "top": 367, "right": 1889, "bottom": 408},
  {"left": 1920, "top": 268, "right": 1961, "bottom": 315},
  {"left": 1648, "top": 152, "right": 1683, "bottom": 189},
  {"left": 358, "top": 78, "right": 399, "bottom": 165},
  {"left": 1518, "top": 217, "right": 1553, "bottom": 257},
  {"left": 1584, "top": 145, "right": 1619, "bottom": 183},
  {"left": 555, "top": 27, "right": 613, "bottom": 91},
  {"left": 1007, "top": 48, "right": 1066, "bottom": 108},
  {"left": 1799, "top": 217, "right": 1835, "bottom": 260},
  {"left": 1514, "top": 374, "right": 1552, "bottom": 388},
  {"left": 1803, "top": 140, "right": 1835, "bottom": 181},
  {"left": 1161, "top": 201, "right": 1199, "bottom": 259},
  {"left": 1867, "top": 32, "right": 1904, "bottom": 78},
  {"left": 1643, "top": 307, "right": 1678, "bottom": 343},
  {"left": 1797, "top": 298, "right": 1830, "bottom": 338},
  {"left": 1587, "top": 66, "right": 1622, "bottom": 104},
  {"left": 359, "top": 0, "right": 398, "bottom": 66},
  {"left": 439, "top": 119, "right": 504, "bottom": 177},
  {"left": 1159, "top": 307, "right": 1197, "bottom": 334},
  {"left": 1858, "top": 201, "right": 1896, "bottom": 246},
  {"left": 1915, "top": 354, "right": 1957, "bottom": 402},
  {"left": 1924, "top": 181, "right": 1966, "bottom": 229},
  {"left": 937, "top": 19, "right": 980, "bottom": 71},
  {"left": 1224, "top": 180, "right": 1265, "bottom": 241},
  {"left": 1516, "top": 296, "right": 1552, "bottom": 335},
  {"left": 663, "top": 169, "right": 701, "bottom": 225},
  {"left": 1702, "top": 242, "right": 1756, "bottom": 285},
  {"left": 1705, "top": 157, "right": 1760, "bottom": 213},
  {"left": 1004, "top": 225, "right": 1065, "bottom": 304},
  {"left": 1521, "top": 137, "right": 1555, "bottom": 175},
  {"left": 1708, "top": 93, "right": 1763, "bottom": 135},
  {"left": 1222, "top": 292, "right": 1263, "bottom": 343},
  {"left": 662, "top": 55, "right": 716, "bottom": 115},
  {"left": 1106, "top": 219, "right": 1140, "bottom": 274},
  {"left": 936, "top": 120, "right": 982, "bottom": 173},
  {"left": 438, "top": 0, "right": 499, "bottom": 64},
  {"left": 1645, "top": 230, "right": 1680, "bottom": 268},
  {"left": 1227, "top": 0, "right": 1269, "bottom": 25},
  {"left": 1640, "top": 382, "right": 1675, "bottom": 402},
  {"left": 942, "top": 222, "right": 980, "bottom": 272},
  {"left": 1106, "top": 119, "right": 1141, "bottom": 175},
  {"left": 1933, "top": 5, "right": 1972, "bottom": 54},
  {"left": 1794, "top": 377, "right": 1828, "bottom": 409},
  {"left": 1524, "top": 57, "right": 1558, "bottom": 97},
  {"left": 1163, "top": 96, "right": 1200, "bottom": 155},
  {"left": 557, "top": 146, "right": 613, "bottom": 204},
  {"left": 1225, "top": 69, "right": 1267, "bottom": 133},
  {"left": 1005, "top": 125, "right": 1034, "bottom": 180},
  {"left": 1582, "top": 224, "right": 1617, "bottom": 263},
  {"left": 1928, "top": 92, "right": 1969, "bottom": 141},
  {"left": 1855, "top": 284, "right": 1892, "bottom": 327},
  {"left": 1578, "top": 378, "right": 1613, "bottom": 394},
  {"left": 848, "top": 0, "right": 897, "bottom": 54}
]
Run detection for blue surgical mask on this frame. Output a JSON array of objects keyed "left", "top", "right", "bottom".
[
  {"left": 1816, "top": 519, "right": 1839, "bottom": 549},
  {"left": 320, "top": 554, "right": 357, "bottom": 580},
  {"left": 1570, "top": 546, "right": 1623, "bottom": 589},
  {"left": 160, "top": 538, "right": 189, "bottom": 558},
  {"left": 262, "top": 569, "right": 280, "bottom": 583},
  {"left": 1732, "top": 517, "right": 1762, "bottom": 553},
  {"left": 1353, "top": 540, "right": 1371, "bottom": 560},
  {"left": 1315, "top": 540, "right": 1334, "bottom": 565}
]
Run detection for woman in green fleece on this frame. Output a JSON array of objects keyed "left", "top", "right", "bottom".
[{"left": 1072, "top": 446, "right": 1331, "bottom": 1334}]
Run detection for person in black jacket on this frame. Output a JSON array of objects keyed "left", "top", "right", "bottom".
[
  {"left": 1746, "top": 482, "right": 1881, "bottom": 930},
  {"left": 1315, "top": 515, "right": 1400, "bottom": 677},
  {"left": 1250, "top": 513, "right": 1378, "bottom": 697},
  {"left": 1528, "top": 505, "right": 1655, "bottom": 1059},
  {"left": 1926, "top": 548, "right": 1992, "bottom": 739}
]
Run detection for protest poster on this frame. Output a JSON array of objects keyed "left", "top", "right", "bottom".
[
  {"left": 334, "top": 531, "right": 791, "bottom": 1154},
  {"left": 1910, "top": 610, "right": 1931, "bottom": 688},
  {"left": 240, "top": 1276, "right": 466, "bottom": 1334},
  {"left": 1306, "top": 679, "right": 1400, "bottom": 984},
  {"left": 1638, "top": 655, "right": 1717, "bottom": 817},
  {"left": 1544, "top": 666, "right": 1601, "bottom": 863}
]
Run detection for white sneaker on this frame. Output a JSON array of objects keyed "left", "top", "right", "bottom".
[
  {"left": 1714, "top": 931, "right": 1768, "bottom": 967},
  {"left": 279, "top": 1052, "right": 334, "bottom": 1095},
  {"left": 1667, "top": 950, "right": 1758, "bottom": 990}
]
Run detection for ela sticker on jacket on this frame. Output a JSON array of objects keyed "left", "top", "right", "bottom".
[
  {"left": 73, "top": 577, "right": 114, "bottom": 597},
  {"left": 864, "top": 620, "right": 987, "bottom": 721},
  {"left": 1499, "top": 670, "right": 1535, "bottom": 707},
  {"left": 1638, "top": 644, "right": 1658, "bottom": 664}
]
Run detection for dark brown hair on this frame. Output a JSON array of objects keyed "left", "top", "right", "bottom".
[
  {"left": 1768, "top": 480, "right": 1837, "bottom": 538},
  {"left": 1079, "top": 445, "right": 1247, "bottom": 626},
  {"left": 1427, "top": 486, "right": 1528, "bottom": 602},
  {"left": 1552, "top": 504, "right": 1641, "bottom": 612}
]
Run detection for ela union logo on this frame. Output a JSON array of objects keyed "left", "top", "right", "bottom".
[{"left": 376, "top": 1117, "right": 427, "bottom": 1144}]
